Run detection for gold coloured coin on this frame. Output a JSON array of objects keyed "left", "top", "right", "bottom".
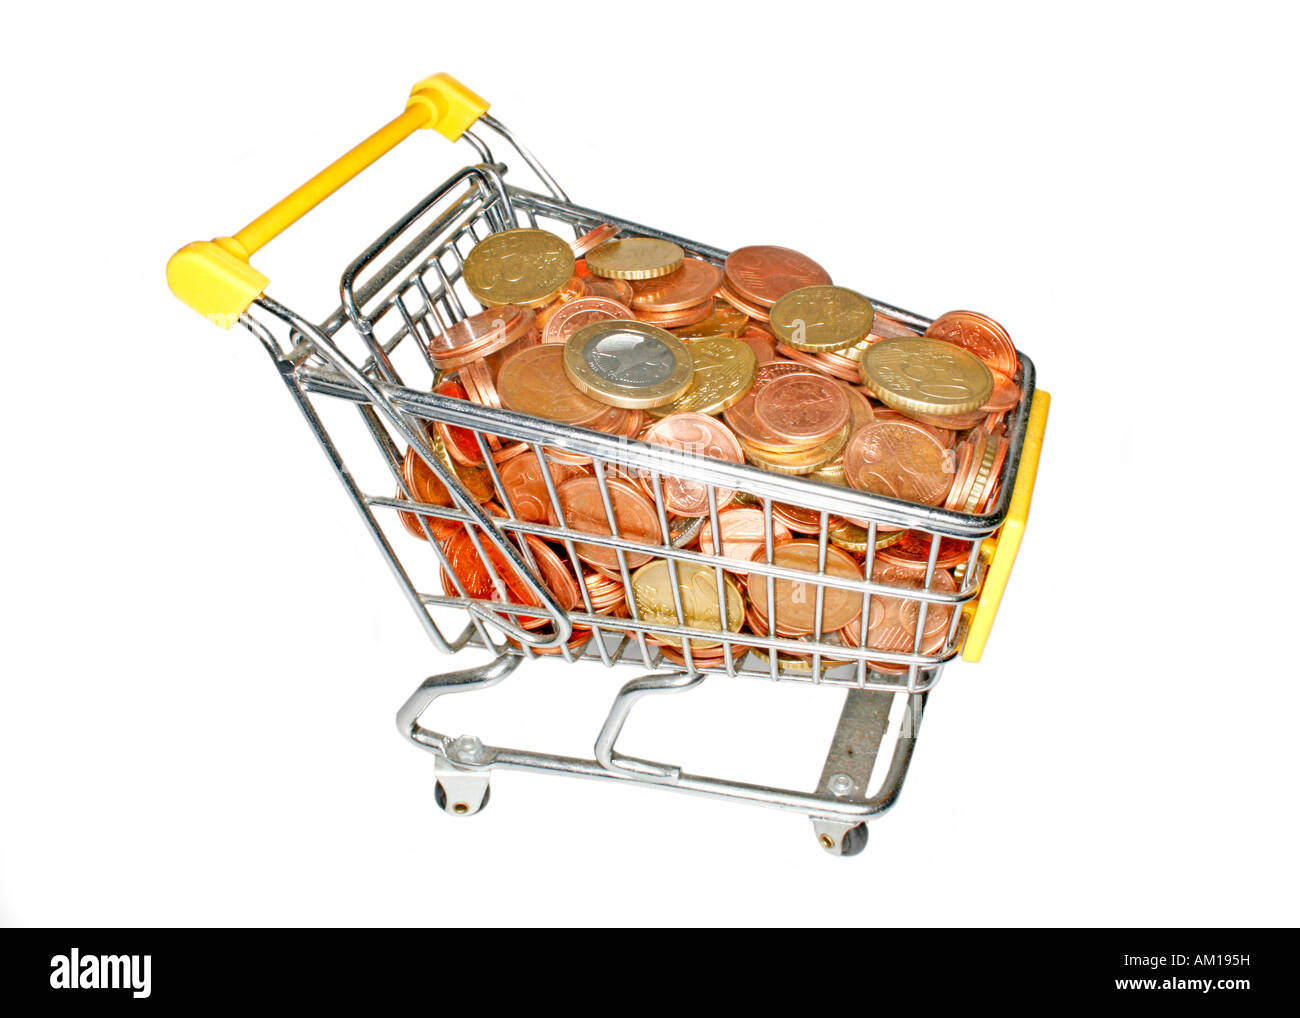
[
  {"left": 769, "top": 285, "right": 875, "bottom": 353},
  {"left": 738, "top": 423, "right": 850, "bottom": 475},
  {"left": 463, "top": 229, "right": 576, "bottom": 309},
  {"left": 585, "top": 237, "right": 684, "bottom": 280},
  {"left": 669, "top": 303, "right": 749, "bottom": 339},
  {"left": 828, "top": 519, "right": 907, "bottom": 554},
  {"left": 646, "top": 337, "right": 757, "bottom": 417},
  {"left": 563, "top": 320, "right": 694, "bottom": 409},
  {"left": 861, "top": 336, "right": 993, "bottom": 416},
  {"left": 631, "top": 559, "right": 744, "bottom": 651}
]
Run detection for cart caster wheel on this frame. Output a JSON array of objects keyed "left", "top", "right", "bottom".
[
  {"left": 434, "top": 778, "right": 490, "bottom": 816},
  {"left": 812, "top": 820, "right": 869, "bottom": 856}
]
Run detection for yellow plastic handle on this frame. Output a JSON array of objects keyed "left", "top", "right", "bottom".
[
  {"left": 961, "top": 389, "right": 1050, "bottom": 662},
  {"left": 167, "top": 73, "right": 489, "bottom": 327}
]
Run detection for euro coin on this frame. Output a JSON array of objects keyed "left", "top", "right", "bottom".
[
  {"left": 861, "top": 336, "right": 993, "bottom": 416},
  {"left": 463, "top": 228, "right": 576, "bottom": 309},
  {"left": 646, "top": 337, "right": 757, "bottom": 417},
  {"left": 563, "top": 320, "right": 694, "bottom": 409},
  {"left": 585, "top": 237, "right": 684, "bottom": 280},
  {"left": 769, "top": 285, "right": 875, "bottom": 353}
]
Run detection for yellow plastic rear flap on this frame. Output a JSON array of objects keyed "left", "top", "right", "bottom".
[{"left": 962, "top": 389, "right": 1050, "bottom": 662}]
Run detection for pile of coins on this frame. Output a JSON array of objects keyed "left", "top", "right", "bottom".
[{"left": 397, "top": 225, "right": 1022, "bottom": 671}]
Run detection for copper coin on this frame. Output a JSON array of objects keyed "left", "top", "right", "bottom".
[
  {"left": 771, "top": 502, "right": 823, "bottom": 534},
  {"left": 942, "top": 439, "right": 975, "bottom": 512},
  {"left": 737, "top": 326, "right": 776, "bottom": 364},
  {"left": 697, "top": 506, "right": 792, "bottom": 571},
  {"left": 584, "top": 276, "right": 635, "bottom": 303},
  {"left": 724, "top": 246, "right": 831, "bottom": 308},
  {"left": 544, "top": 405, "right": 644, "bottom": 467},
  {"left": 981, "top": 368, "right": 1022, "bottom": 413},
  {"left": 439, "top": 527, "right": 549, "bottom": 628},
  {"left": 431, "top": 380, "right": 489, "bottom": 467},
  {"left": 634, "top": 297, "right": 715, "bottom": 329},
  {"left": 774, "top": 341, "right": 863, "bottom": 383},
  {"left": 875, "top": 530, "right": 975, "bottom": 574},
  {"left": 723, "top": 363, "right": 829, "bottom": 453},
  {"left": 541, "top": 296, "right": 635, "bottom": 345},
  {"left": 522, "top": 533, "right": 582, "bottom": 612},
  {"left": 402, "top": 436, "right": 454, "bottom": 508},
  {"left": 395, "top": 488, "right": 463, "bottom": 543},
  {"left": 716, "top": 279, "right": 771, "bottom": 322},
  {"left": 867, "top": 313, "right": 922, "bottom": 340},
  {"left": 656, "top": 644, "right": 731, "bottom": 668},
  {"left": 637, "top": 413, "right": 743, "bottom": 516},
  {"left": 497, "top": 451, "right": 586, "bottom": 523},
  {"left": 497, "top": 344, "right": 608, "bottom": 425},
  {"left": 533, "top": 276, "right": 590, "bottom": 332},
  {"left": 871, "top": 406, "right": 956, "bottom": 449},
  {"left": 628, "top": 258, "right": 722, "bottom": 312},
  {"left": 753, "top": 372, "right": 850, "bottom": 445},
  {"left": 583, "top": 570, "right": 628, "bottom": 612},
  {"left": 841, "top": 382, "right": 876, "bottom": 433},
  {"left": 840, "top": 562, "right": 957, "bottom": 672},
  {"left": 511, "top": 626, "right": 593, "bottom": 657},
  {"left": 745, "top": 540, "right": 863, "bottom": 636},
  {"left": 843, "top": 420, "right": 952, "bottom": 506},
  {"left": 548, "top": 475, "right": 663, "bottom": 570},
  {"left": 571, "top": 223, "right": 620, "bottom": 257},
  {"left": 739, "top": 423, "right": 849, "bottom": 476},
  {"left": 460, "top": 357, "right": 501, "bottom": 409},
  {"left": 429, "top": 306, "right": 533, "bottom": 370},
  {"left": 925, "top": 310, "right": 1019, "bottom": 378}
]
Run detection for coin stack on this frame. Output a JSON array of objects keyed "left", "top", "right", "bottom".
[{"left": 396, "top": 225, "right": 1023, "bottom": 672}]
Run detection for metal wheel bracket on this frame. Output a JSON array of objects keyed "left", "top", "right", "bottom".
[{"left": 434, "top": 753, "right": 492, "bottom": 817}]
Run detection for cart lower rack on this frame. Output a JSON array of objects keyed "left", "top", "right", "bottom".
[{"left": 168, "top": 74, "right": 1049, "bottom": 855}]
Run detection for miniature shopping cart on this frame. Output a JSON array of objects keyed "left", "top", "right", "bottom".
[{"left": 168, "top": 74, "right": 1048, "bottom": 855}]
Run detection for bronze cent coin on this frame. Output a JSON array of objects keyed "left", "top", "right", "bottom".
[
  {"left": 628, "top": 257, "right": 722, "bottom": 312},
  {"left": 497, "top": 344, "right": 607, "bottom": 425},
  {"left": 638, "top": 412, "right": 744, "bottom": 516},
  {"left": 843, "top": 420, "right": 953, "bottom": 507},
  {"left": 429, "top": 305, "right": 534, "bottom": 370},
  {"left": 547, "top": 475, "right": 663, "bottom": 571},
  {"left": 745, "top": 540, "right": 863, "bottom": 636},
  {"left": 753, "top": 372, "right": 850, "bottom": 445},
  {"left": 925, "top": 309, "right": 1019, "bottom": 378},
  {"left": 541, "top": 296, "right": 635, "bottom": 345},
  {"left": 724, "top": 245, "right": 831, "bottom": 307},
  {"left": 633, "top": 297, "right": 715, "bottom": 329},
  {"left": 570, "top": 223, "right": 620, "bottom": 257},
  {"left": 697, "top": 506, "right": 792, "bottom": 572}
]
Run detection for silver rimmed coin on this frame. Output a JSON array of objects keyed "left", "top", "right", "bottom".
[{"left": 563, "top": 320, "right": 695, "bottom": 409}]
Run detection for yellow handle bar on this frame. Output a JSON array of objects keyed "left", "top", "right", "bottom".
[
  {"left": 166, "top": 73, "right": 489, "bottom": 328},
  {"left": 961, "top": 388, "right": 1050, "bottom": 662}
]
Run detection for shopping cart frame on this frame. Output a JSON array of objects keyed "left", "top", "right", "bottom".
[{"left": 169, "top": 75, "right": 1048, "bottom": 855}]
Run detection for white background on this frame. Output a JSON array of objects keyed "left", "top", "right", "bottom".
[{"left": 2, "top": 1, "right": 1296, "bottom": 927}]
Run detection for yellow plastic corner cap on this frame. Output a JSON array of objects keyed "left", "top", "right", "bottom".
[
  {"left": 166, "top": 239, "right": 269, "bottom": 328},
  {"left": 406, "top": 73, "right": 489, "bottom": 141}
]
